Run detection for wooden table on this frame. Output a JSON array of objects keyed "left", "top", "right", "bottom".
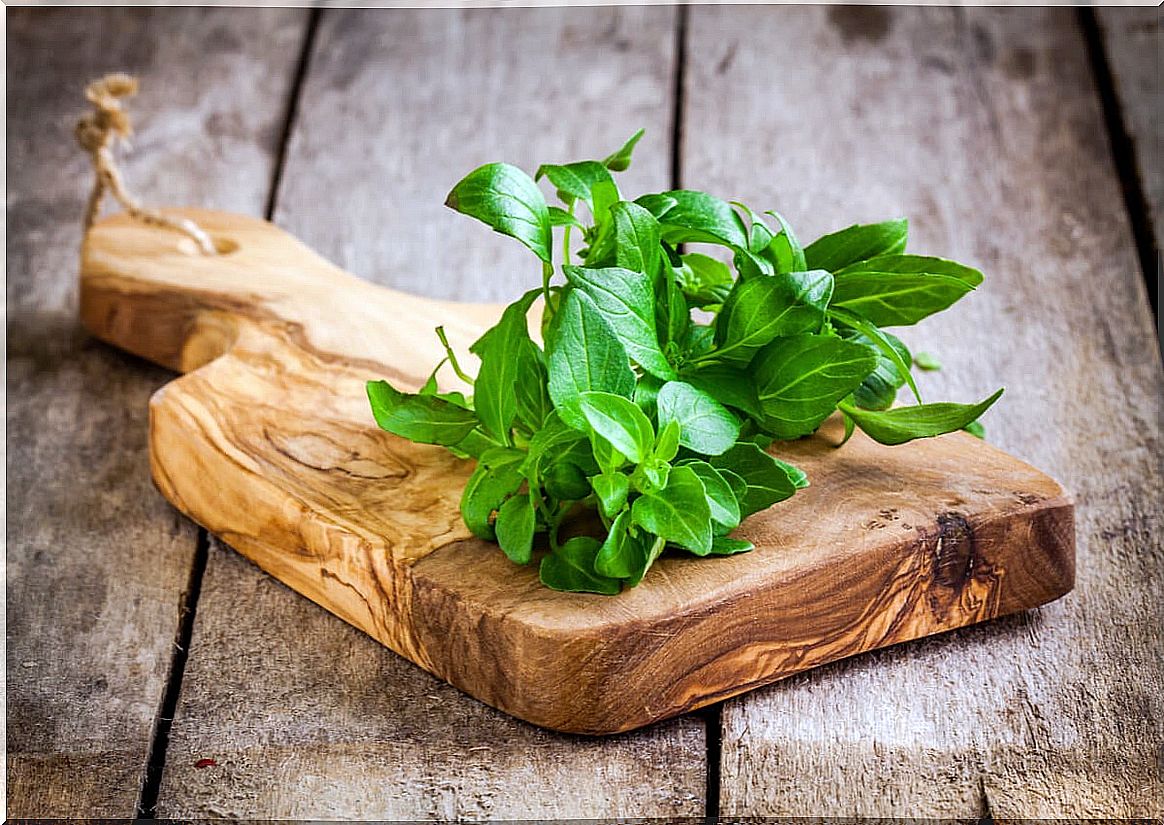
[{"left": 7, "top": 6, "right": 1161, "bottom": 819}]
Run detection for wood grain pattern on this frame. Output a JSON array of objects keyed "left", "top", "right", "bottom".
[
  {"left": 684, "top": 6, "right": 1162, "bottom": 817},
  {"left": 154, "top": 7, "right": 708, "bottom": 819},
  {"left": 4, "top": 8, "right": 308, "bottom": 816},
  {"left": 81, "top": 207, "right": 1072, "bottom": 738},
  {"left": 1099, "top": 6, "right": 1164, "bottom": 246}
]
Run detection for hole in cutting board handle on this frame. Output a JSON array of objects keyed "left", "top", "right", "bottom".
[{"left": 177, "top": 235, "right": 239, "bottom": 256}]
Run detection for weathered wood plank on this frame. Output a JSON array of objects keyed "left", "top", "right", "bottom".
[
  {"left": 1098, "top": 7, "right": 1163, "bottom": 247},
  {"left": 684, "top": 6, "right": 1162, "bottom": 818},
  {"left": 155, "top": 7, "right": 707, "bottom": 818},
  {"left": 4, "top": 8, "right": 308, "bottom": 816}
]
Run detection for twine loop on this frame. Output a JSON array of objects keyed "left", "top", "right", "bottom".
[{"left": 76, "top": 73, "right": 216, "bottom": 255}]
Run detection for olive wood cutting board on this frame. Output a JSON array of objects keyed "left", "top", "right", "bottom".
[{"left": 80, "top": 209, "right": 1075, "bottom": 735}]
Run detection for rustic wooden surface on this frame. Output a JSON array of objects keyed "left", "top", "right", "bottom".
[
  {"left": 5, "top": 8, "right": 307, "bottom": 816},
  {"left": 684, "top": 6, "right": 1162, "bottom": 818},
  {"left": 7, "top": 5, "right": 1161, "bottom": 819},
  {"left": 79, "top": 205, "right": 1072, "bottom": 733},
  {"left": 1098, "top": 6, "right": 1163, "bottom": 247}
]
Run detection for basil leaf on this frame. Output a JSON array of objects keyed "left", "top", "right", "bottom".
[
  {"left": 445, "top": 162, "right": 551, "bottom": 263},
  {"left": 713, "top": 270, "right": 834, "bottom": 364},
  {"left": 543, "top": 460, "right": 591, "bottom": 501},
  {"left": 564, "top": 264, "right": 675, "bottom": 379},
  {"left": 471, "top": 289, "right": 541, "bottom": 443},
  {"left": 717, "top": 468, "right": 750, "bottom": 510},
  {"left": 635, "top": 190, "right": 749, "bottom": 249},
  {"left": 610, "top": 201, "right": 662, "bottom": 278},
  {"left": 520, "top": 410, "right": 585, "bottom": 479},
  {"left": 633, "top": 372, "right": 663, "bottom": 420},
  {"left": 535, "top": 160, "right": 616, "bottom": 210},
  {"left": 548, "top": 205, "right": 585, "bottom": 230},
  {"left": 602, "top": 128, "right": 645, "bottom": 172},
  {"left": 577, "top": 391, "right": 655, "bottom": 464},
  {"left": 753, "top": 335, "right": 877, "bottom": 439},
  {"left": 539, "top": 536, "right": 622, "bottom": 594},
  {"left": 495, "top": 495, "right": 536, "bottom": 564},
  {"left": 803, "top": 218, "right": 908, "bottom": 271},
  {"left": 682, "top": 365, "right": 763, "bottom": 420},
  {"left": 546, "top": 290, "right": 636, "bottom": 428},
  {"left": 710, "top": 442, "right": 804, "bottom": 517},
  {"left": 914, "top": 351, "right": 942, "bottom": 371},
  {"left": 837, "top": 254, "right": 983, "bottom": 287},
  {"left": 831, "top": 307, "right": 920, "bottom": 406},
  {"left": 831, "top": 255, "right": 981, "bottom": 327},
  {"left": 709, "top": 536, "right": 754, "bottom": 555},
  {"left": 657, "top": 380, "right": 740, "bottom": 456},
  {"left": 591, "top": 471, "right": 630, "bottom": 518},
  {"left": 674, "top": 252, "right": 733, "bottom": 308},
  {"left": 682, "top": 460, "right": 741, "bottom": 535},
  {"left": 594, "top": 510, "right": 646, "bottom": 579},
  {"left": 631, "top": 464, "right": 713, "bottom": 555},
  {"left": 840, "top": 388, "right": 1004, "bottom": 445},
  {"left": 765, "top": 210, "right": 806, "bottom": 274},
  {"left": 367, "top": 380, "right": 478, "bottom": 446},
  {"left": 963, "top": 420, "right": 986, "bottom": 438},
  {"left": 459, "top": 447, "right": 525, "bottom": 540},
  {"left": 653, "top": 419, "right": 682, "bottom": 463}
]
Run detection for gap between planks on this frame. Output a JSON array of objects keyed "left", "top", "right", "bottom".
[
  {"left": 134, "top": 9, "right": 326, "bottom": 812},
  {"left": 1077, "top": 7, "right": 1160, "bottom": 323}
]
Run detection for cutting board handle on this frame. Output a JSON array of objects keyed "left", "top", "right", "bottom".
[{"left": 80, "top": 208, "right": 501, "bottom": 386}]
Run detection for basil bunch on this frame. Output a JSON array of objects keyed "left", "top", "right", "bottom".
[{"left": 367, "top": 131, "right": 1002, "bottom": 594}]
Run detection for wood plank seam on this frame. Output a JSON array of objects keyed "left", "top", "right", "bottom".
[
  {"left": 1078, "top": 7, "right": 1160, "bottom": 322},
  {"left": 134, "top": 9, "right": 326, "bottom": 808}
]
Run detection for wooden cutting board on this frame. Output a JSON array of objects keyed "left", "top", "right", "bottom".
[{"left": 80, "top": 208, "right": 1074, "bottom": 735}]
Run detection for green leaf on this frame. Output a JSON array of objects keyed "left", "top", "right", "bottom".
[
  {"left": 548, "top": 205, "right": 585, "bottom": 230},
  {"left": 602, "top": 128, "right": 645, "bottom": 172},
  {"left": 495, "top": 495, "right": 536, "bottom": 564},
  {"left": 837, "top": 254, "right": 983, "bottom": 287},
  {"left": 831, "top": 306, "right": 920, "bottom": 406},
  {"left": 609, "top": 200, "right": 662, "bottom": 278},
  {"left": 577, "top": 391, "right": 655, "bottom": 464},
  {"left": 710, "top": 442, "right": 804, "bottom": 517},
  {"left": 564, "top": 265, "right": 675, "bottom": 379},
  {"left": 594, "top": 510, "right": 647, "bottom": 579},
  {"left": 840, "top": 388, "right": 1004, "bottom": 445},
  {"left": 539, "top": 536, "right": 622, "bottom": 594},
  {"left": 635, "top": 190, "right": 749, "bottom": 249},
  {"left": 674, "top": 252, "right": 733, "bottom": 308},
  {"left": 459, "top": 447, "right": 525, "bottom": 540},
  {"left": 546, "top": 290, "right": 636, "bottom": 428},
  {"left": 717, "top": 468, "right": 749, "bottom": 510},
  {"left": 712, "top": 270, "right": 833, "bottom": 364},
  {"left": 656, "top": 381, "right": 740, "bottom": 456},
  {"left": 830, "top": 256, "right": 981, "bottom": 328},
  {"left": 709, "top": 536, "right": 754, "bottom": 555},
  {"left": 653, "top": 419, "right": 681, "bottom": 463},
  {"left": 682, "top": 460, "right": 741, "bottom": 535},
  {"left": 521, "top": 410, "right": 586, "bottom": 479},
  {"left": 631, "top": 464, "right": 712, "bottom": 555},
  {"left": 445, "top": 162, "right": 551, "bottom": 263},
  {"left": 682, "top": 365, "right": 762, "bottom": 420},
  {"left": 470, "top": 289, "right": 541, "bottom": 442},
  {"left": 753, "top": 334, "right": 878, "bottom": 438},
  {"left": 803, "top": 218, "right": 908, "bottom": 271},
  {"left": 535, "top": 160, "right": 616, "bottom": 209},
  {"left": 914, "top": 351, "right": 942, "bottom": 371},
  {"left": 963, "top": 419, "right": 986, "bottom": 438},
  {"left": 543, "top": 460, "right": 591, "bottom": 501},
  {"left": 367, "top": 380, "right": 478, "bottom": 446},
  {"left": 765, "top": 210, "right": 806, "bottom": 274},
  {"left": 591, "top": 471, "right": 630, "bottom": 518}
]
